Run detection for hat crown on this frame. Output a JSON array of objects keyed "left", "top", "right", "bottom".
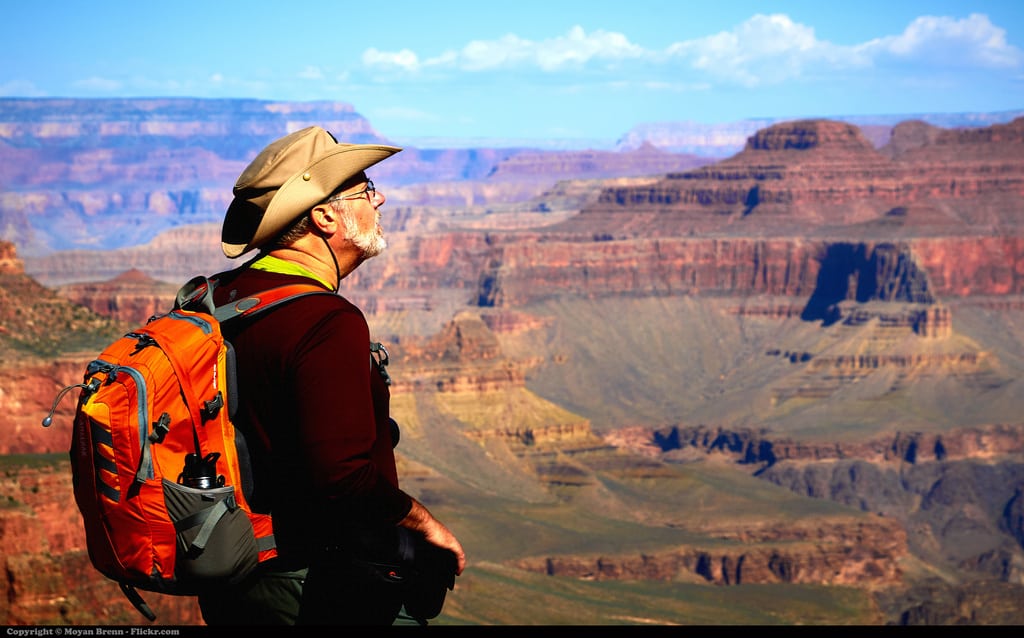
[{"left": 234, "top": 126, "right": 336, "bottom": 194}]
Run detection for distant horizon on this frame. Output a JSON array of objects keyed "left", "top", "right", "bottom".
[
  {"left": 388, "top": 107, "right": 1024, "bottom": 150},
  {"left": 1, "top": 2, "right": 1021, "bottom": 144},
  {"left": 3, "top": 95, "right": 1021, "bottom": 152}
]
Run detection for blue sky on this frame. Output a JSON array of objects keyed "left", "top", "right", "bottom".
[{"left": 1, "top": 1, "right": 1022, "bottom": 146}]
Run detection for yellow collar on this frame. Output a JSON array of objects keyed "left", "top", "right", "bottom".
[{"left": 250, "top": 254, "right": 333, "bottom": 290}]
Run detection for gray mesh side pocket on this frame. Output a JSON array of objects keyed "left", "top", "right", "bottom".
[{"left": 162, "top": 479, "right": 260, "bottom": 586}]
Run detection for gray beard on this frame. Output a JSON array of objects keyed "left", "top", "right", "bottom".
[{"left": 343, "top": 210, "right": 387, "bottom": 258}]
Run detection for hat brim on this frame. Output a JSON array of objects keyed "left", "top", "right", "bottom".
[{"left": 222, "top": 143, "right": 401, "bottom": 258}]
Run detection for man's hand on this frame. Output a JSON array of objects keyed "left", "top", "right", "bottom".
[{"left": 399, "top": 497, "right": 467, "bottom": 575}]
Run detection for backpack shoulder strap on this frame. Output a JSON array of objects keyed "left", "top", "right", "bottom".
[
  {"left": 174, "top": 275, "right": 333, "bottom": 324},
  {"left": 175, "top": 275, "right": 217, "bottom": 315},
  {"left": 212, "top": 283, "right": 334, "bottom": 323}
]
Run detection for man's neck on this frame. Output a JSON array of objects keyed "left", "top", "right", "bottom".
[{"left": 264, "top": 236, "right": 362, "bottom": 289}]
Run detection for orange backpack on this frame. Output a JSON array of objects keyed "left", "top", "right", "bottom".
[{"left": 43, "top": 276, "right": 328, "bottom": 621}]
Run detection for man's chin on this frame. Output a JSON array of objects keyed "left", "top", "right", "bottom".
[
  {"left": 361, "top": 240, "right": 387, "bottom": 259},
  {"left": 350, "top": 228, "right": 387, "bottom": 259}
]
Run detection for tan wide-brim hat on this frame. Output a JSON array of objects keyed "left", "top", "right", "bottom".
[{"left": 221, "top": 126, "right": 401, "bottom": 258}]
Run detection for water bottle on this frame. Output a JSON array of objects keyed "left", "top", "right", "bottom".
[{"left": 179, "top": 452, "right": 223, "bottom": 489}]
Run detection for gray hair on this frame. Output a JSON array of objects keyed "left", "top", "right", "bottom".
[{"left": 271, "top": 199, "right": 349, "bottom": 248}]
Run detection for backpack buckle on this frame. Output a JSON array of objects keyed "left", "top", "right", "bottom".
[
  {"left": 149, "top": 412, "right": 171, "bottom": 443},
  {"left": 201, "top": 392, "right": 225, "bottom": 421}
]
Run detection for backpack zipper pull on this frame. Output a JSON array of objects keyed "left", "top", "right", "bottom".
[{"left": 41, "top": 377, "right": 101, "bottom": 427}]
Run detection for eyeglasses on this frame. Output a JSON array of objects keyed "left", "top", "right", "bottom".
[{"left": 326, "top": 180, "right": 375, "bottom": 204}]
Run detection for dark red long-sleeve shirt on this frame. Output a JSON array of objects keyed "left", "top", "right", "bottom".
[{"left": 211, "top": 266, "right": 412, "bottom": 561}]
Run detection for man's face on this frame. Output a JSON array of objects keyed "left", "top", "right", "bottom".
[{"left": 333, "top": 173, "right": 387, "bottom": 259}]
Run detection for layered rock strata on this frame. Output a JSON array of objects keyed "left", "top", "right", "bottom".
[
  {"left": 514, "top": 517, "right": 907, "bottom": 587},
  {"left": 474, "top": 236, "right": 1007, "bottom": 320},
  {"left": 575, "top": 118, "right": 1024, "bottom": 237}
]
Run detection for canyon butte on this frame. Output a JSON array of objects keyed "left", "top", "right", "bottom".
[{"left": 1, "top": 98, "right": 1023, "bottom": 626}]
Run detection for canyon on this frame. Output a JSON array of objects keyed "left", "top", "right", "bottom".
[{"left": 1, "top": 99, "right": 1024, "bottom": 625}]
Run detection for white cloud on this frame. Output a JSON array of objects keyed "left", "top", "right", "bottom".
[
  {"left": 141, "top": 73, "right": 271, "bottom": 98},
  {"left": 0, "top": 79, "right": 46, "bottom": 97},
  {"left": 860, "top": 13, "right": 1023, "bottom": 67},
  {"left": 298, "top": 66, "right": 324, "bottom": 80},
  {"left": 73, "top": 76, "right": 123, "bottom": 92},
  {"left": 362, "top": 48, "right": 421, "bottom": 72},
  {"left": 459, "top": 33, "right": 533, "bottom": 71},
  {"left": 358, "top": 13, "right": 1022, "bottom": 88},
  {"left": 365, "top": 26, "right": 645, "bottom": 73},
  {"left": 666, "top": 14, "right": 870, "bottom": 87},
  {"left": 372, "top": 105, "right": 439, "bottom": 122},
  {"left": 534, "top": 26, "right": 644, "bottom": 70},
  {"left": 638, "top": 80, "right": 711, "bottom": 93}
]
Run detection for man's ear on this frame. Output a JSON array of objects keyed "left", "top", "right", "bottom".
[{"left": 310, "top": 204, "right": 340, "bottom": 234}]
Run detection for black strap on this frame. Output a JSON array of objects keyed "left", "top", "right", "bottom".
[{"left": 119, "top": 582, "right": 156, "bottom": 622}]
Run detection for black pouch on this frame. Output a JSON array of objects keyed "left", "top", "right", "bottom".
[
  {"left": 346, "top": 527, "right": 457, "bottom": 624},
  {"left": 400, "top": 531, "right": 458, "bottom": 623}
]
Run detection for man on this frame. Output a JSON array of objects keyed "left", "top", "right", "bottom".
[{"left": 197, "top": 126, "right": 465, "bottom": 625}]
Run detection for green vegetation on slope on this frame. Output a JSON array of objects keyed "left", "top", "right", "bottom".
[
  {"left": 496, "top": 296, "right": 1024, "bottom": 439},
  {"left": 435, "top": 563, "right": 881, "bottom": 625}
]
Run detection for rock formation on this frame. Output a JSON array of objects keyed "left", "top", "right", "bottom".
[
  {"left": 58, "top": 268, "right": 178, "bottom": 324},
  {"left": 0, "top": 239, "right": 24, "bottom": 274},
  {"left": 3, "top": 107, "right": 1024, "bottom": 625}
]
